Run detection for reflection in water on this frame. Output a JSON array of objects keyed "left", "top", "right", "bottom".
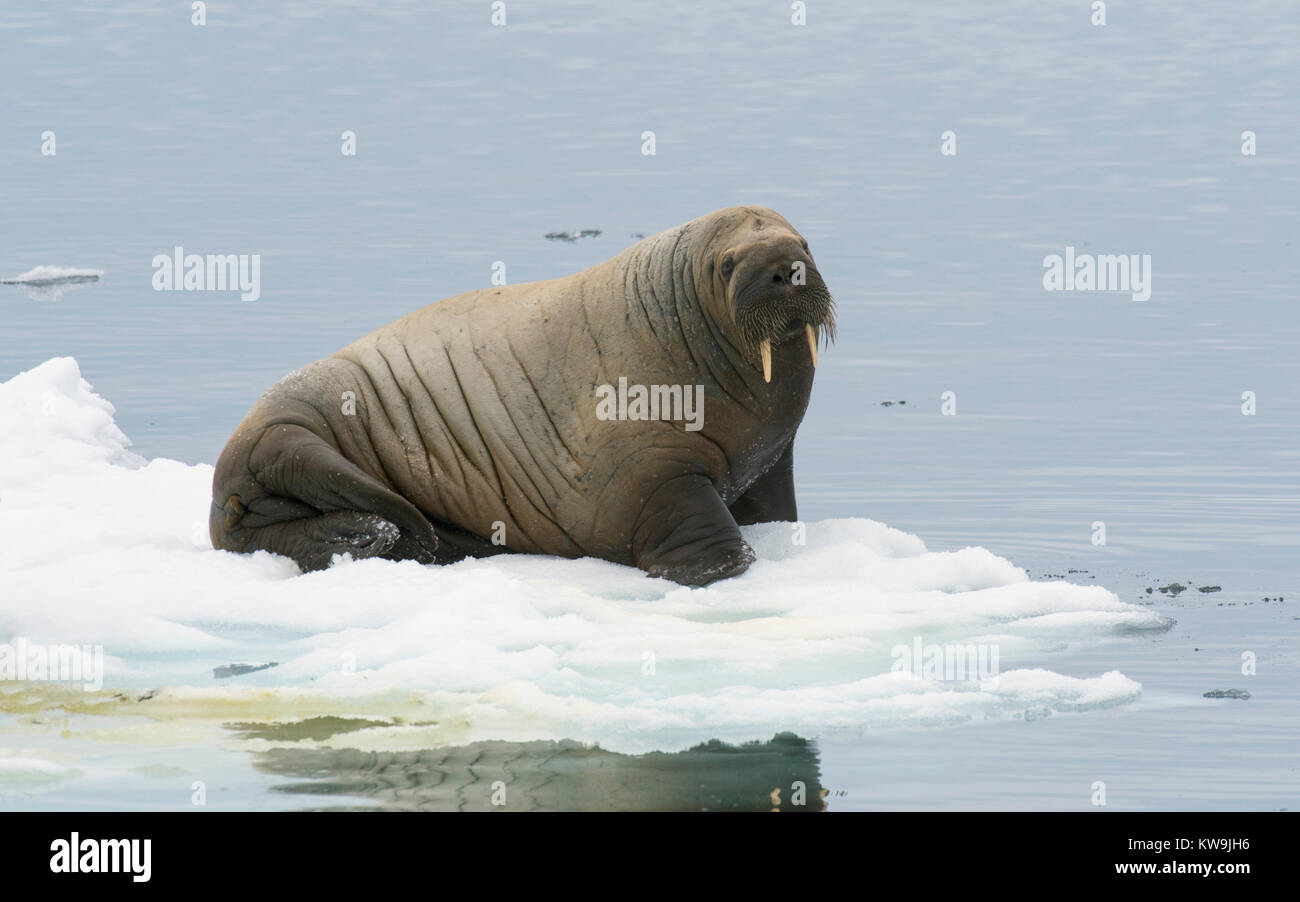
[
  {"left": 233, "top": 721, "right": 826, "bottom": 812},
  {"left": 1, "top": 275, "right": 100, "bottom": 303}
]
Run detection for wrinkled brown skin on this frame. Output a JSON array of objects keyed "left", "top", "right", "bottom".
[{"left": 210, "top": 206, "right": 835, "bottom": 585}]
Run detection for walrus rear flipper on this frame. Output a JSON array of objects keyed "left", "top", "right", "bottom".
[
  {"left": 238, "top": 510, "right": 402, "bottom": 573},
  {"left": 212, "top": 423, "right": 449, "bottom": 572}
]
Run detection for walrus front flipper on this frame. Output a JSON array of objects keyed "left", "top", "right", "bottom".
[
  {"left": 729, "top": 442, "right": 797, "bottom": 526},
  {"left": 632, "top": 475, "right": 756, "bottom": 586}
]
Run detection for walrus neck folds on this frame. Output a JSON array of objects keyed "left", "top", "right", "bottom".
[
  {"left": 617, "top": 225, "right": 756, "bottom": 389},
  {"left": 617, "top": 218, "right": 831, "bottom": 396}
]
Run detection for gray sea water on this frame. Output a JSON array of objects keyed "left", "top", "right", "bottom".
[{"left": 2, "top": 0, "right": 1297, "bottom": 810}]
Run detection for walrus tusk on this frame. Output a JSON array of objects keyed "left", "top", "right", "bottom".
[
  {"left": 760, "top": 339, "right": 772, "bottom": 382},
  {"left": 805, "top": 323, "right": 818, "bottom": 367}
]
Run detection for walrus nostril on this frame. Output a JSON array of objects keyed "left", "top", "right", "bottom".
[{"left": 768, "top": 260, "right": 797, "bottom": 285}]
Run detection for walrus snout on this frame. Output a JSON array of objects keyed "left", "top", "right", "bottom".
[{"left": 727, "top": 239, "right": 835, "bottom": 382}]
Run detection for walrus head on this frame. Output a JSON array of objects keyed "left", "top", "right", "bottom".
[{"left": 704, "top": 207, "right": 836, "bottom": 383}]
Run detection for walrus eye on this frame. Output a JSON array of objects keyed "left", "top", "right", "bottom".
[
  {"left": 801, "top": 240, "right": 809, "bottom": 253},
  {"left": 720, "top": 256, "right": 735, "bottom": 278}
]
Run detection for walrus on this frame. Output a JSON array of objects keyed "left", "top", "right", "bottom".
[{"left": 209, "top": 206, "right": 835, "bottom": 585}]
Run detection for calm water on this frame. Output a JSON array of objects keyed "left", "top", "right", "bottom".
[{"left": 2, "top": 0, "right": 1297, "bottom": 809}]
